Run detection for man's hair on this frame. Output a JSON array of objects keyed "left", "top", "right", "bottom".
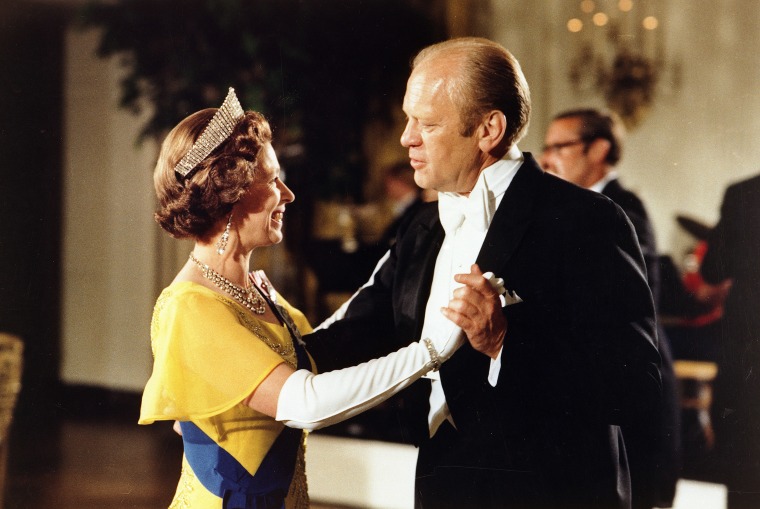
[
  {"left": 553, "top": 108, "right": 625, "bottom": 166},
  {"left": 412, "top": 37, "right": 531, "bottom": 148}
]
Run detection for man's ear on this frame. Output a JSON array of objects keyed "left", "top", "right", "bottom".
[
  {"left": 477, "top": 111, "right": 507, "bottom": 153},
  {"left": 586, "top": 138, "right": 611, "bottom": 164}
]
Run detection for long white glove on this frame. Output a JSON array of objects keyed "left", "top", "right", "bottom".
[
  {"left": 276, "top": 323, "right": 464, "bottom": 430},
  {"left": 275, "top": 272, "right": 507, "bottom": 430}
]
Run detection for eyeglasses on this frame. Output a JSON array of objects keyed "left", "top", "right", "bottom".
[{"left": 541, "top": 139, "right": 586, "bottom": 154}]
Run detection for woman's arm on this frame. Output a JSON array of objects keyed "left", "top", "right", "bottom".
[
  {"left": 243, "top": 363, "right": 293, "bottom": 417},
  {"left": 244, "top": 267, "right": 504, "bottom": 431},
  {"left": 245, "top": 326, "right": 462, "bottom": 430}
]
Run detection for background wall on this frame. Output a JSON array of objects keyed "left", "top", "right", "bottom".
[
  {"left": 60, "top": 28, "right": 159, "bottom": 390},
  {"left": 60, "top": 1, "right": 760, "bottom": 391},
  {"left": 490, "top": 1, "right": 760, "bottom": 259}
]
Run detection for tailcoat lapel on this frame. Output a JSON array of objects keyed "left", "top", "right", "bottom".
[
  {"left": 442, "top": 155, "right": 545, "bottom": 417},
  {"left": 395, "top": 212, "right": 445, "bottom": 341},
  {"left": 475, "top": 154, "right": 543, "bottom": 275},
  {"left": 391, "top": 213, "right": 444, "bottom": 443}
]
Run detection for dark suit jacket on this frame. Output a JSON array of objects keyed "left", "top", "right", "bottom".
[
  {"left": 602, "top": 180, "right": 660, "bottom": 304},
  {"left": 602, "top": 179, "right": 680, "bottom": 508},
  {"left": 700, "top": 174, "right": 760, "bottom": 491},
  {"left": 308, "top": 155, "right": 662, "bottom": 508}
]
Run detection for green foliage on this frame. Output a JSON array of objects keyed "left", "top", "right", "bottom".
[{"left": 78, "top": 0, "right": 442, "bottom": 199}]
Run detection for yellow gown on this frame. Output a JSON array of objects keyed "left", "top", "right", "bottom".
[{"left": 139, "top": 281, "right": 314, "bottom": 509}]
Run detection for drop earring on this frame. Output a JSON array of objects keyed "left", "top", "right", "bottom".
[{"left": 216, "top": 214, "right": 233, "bottom": 255}]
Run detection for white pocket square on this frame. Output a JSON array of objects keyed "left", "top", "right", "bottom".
[
  {"left": 503, "top": 289, "right": 523, "bottom": 307},
  {"left": 483, "top": 272, "right": 523, "bottom": 307}
]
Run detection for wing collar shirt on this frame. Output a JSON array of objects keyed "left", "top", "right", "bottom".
[
  {"left": 422, "top": 144, "right": 523, "bottom": 437},
  {"left": 589, "top": 170, "right": 619, "bottom": 193}
]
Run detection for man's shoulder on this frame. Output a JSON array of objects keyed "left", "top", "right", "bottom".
[
  {"left": 721, "top": 174, "right": 760, "bottom": 225},
  {"left": 728, "top": 173, "right": 760, "bottom": 198},
  {"left": 512, "top": 154, "right": 610, "bottom": 208},
  {"left": 540, "top": 170, "right": 618, "bottom": 213},
  {"left": 602, "top": 180, "right": 649, "bottom": 219},
  {"left": 603, "top": 179, "right": 639, "bottom": 201},
  {"left": 524, "top": 172, "right": 632, "bottom": 240}
]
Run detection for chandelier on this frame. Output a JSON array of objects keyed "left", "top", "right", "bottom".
[{"left": 566, "top": 0, "right": 674, "bottom": 128}]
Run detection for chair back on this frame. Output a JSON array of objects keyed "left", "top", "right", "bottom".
[
  {"left": 0, "top": 333, "right": 22, "bottom": 507},
  {"left": 0, "top": 334, "right": 23, "bottom": 445}
]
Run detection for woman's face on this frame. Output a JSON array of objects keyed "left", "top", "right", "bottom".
[{"left": 236, "top": 143, "right": 295, "bottom": 249}]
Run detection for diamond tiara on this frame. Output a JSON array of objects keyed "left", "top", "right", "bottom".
[{"left": 174, "top": 87, "right": 245, "bottom": 178}]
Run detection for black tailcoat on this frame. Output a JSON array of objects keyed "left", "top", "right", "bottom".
[{"left": 308, "top": 155, "right": 662, "bottom": 509}]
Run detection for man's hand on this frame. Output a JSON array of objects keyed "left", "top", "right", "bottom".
[
  {"left": 441, "top": 264, "right": 507, "bottom": 359},
  {"left": 695, "top": 278, "right": 733, "bottom": 306}
]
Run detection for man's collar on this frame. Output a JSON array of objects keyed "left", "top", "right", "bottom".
[
  {"left": 437, "top": 146, "right": 523, "bottom": 234},
  {"left": 588, "top": 169, "right": 619, "bottom": 193},
  {"left": 476, "top": 144, "right": 524, "bottom": 198}
]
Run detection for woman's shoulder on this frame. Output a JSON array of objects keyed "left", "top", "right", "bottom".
[
  {"left": 250, "top": 270, "right": 313, "bottom": 335},
  {"left": 151, "top": 281, "right": 240, "bottom": 335},
  {"left": 157, "top": 281, "right": 239, "bottom": 311},
  {"left": 160, "top": 280, "right": 217, "bottom": 298}
]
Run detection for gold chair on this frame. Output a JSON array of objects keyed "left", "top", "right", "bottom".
[
  {"left": 673, "top": 360, "right": 718, "bottom": 449},
  {"left": 0, "top": 333, "right": 23, "bottom": 507}
]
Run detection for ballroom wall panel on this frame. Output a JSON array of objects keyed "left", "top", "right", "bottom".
[{"left": 61, "top": 29, "right": 158, "bottom": 391}]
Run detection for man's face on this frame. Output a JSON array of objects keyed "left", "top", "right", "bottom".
[
  {"left": 539, "top": 117, "right": 593, "bottom": 187},
  {"left": 400, "top": 59, "right": 484, "bottom": 194}
]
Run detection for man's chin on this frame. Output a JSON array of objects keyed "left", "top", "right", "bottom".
[{"left": 413, "top": 172, "right": 430, "bottom": 190}]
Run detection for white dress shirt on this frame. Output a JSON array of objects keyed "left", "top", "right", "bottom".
[
  {"left": 589, "top": 170, "right": 619, "bottom": 193},
  {"left": 422, "top": 145, "right": 523, "bottom": 436}
]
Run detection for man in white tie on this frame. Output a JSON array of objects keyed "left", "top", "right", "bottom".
[{"left": 307, "top": 37, "right": 662, "bottom": 509}]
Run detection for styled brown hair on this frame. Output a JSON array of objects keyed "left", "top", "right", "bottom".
[
  {"left": 154, "top": 109, "right": 272, "bottom": 239},
  {"left": 412, "top": 37, "right": 531, "bottom": 148}
]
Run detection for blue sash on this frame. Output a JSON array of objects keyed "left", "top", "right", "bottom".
[
  {"left": 180, "top": 421, "right": 301, "bottom": 509},
  {"left": 181, "top": 306, "right": 311, "bottom": 509}
]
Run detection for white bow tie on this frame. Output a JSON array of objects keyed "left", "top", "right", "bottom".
[{"left": 437, "top": 185, "right": 491, "bottom": 235}]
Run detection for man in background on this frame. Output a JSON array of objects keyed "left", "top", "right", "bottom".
[
  {"left": 375, "top": 161, "right": 425, "bottom": 250},
  {"left": 700, "top": 173, "right": 760, "bottom": 509},
  {"left": 540, "top": 108, "right": 680, "bottom": 509}
]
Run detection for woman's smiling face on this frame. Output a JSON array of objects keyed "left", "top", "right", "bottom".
[{"left": 235, "top": 143, "right": 295, "bottom": 249}]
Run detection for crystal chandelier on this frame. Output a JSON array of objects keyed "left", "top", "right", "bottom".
[{"left": 566, "top": 0, "right": 675, "bottom": 128}]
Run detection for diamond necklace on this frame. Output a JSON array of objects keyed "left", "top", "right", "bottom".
[{"left": 189, "top": 253, "right": 266, "bottom": 314}]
